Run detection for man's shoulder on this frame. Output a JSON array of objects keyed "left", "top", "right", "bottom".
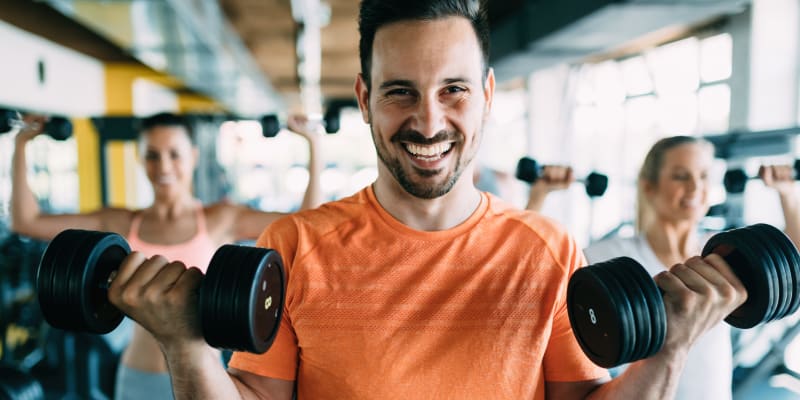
[
  {"left": 484, "top": 193, "right": 570, "bottom": 238},
  {"left": 275, "top": 189, "right": 373, "bottom": 233}
]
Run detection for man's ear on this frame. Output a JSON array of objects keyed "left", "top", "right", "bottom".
[{"left": 354, "top": 73, "right": 371, "bottom": 124}]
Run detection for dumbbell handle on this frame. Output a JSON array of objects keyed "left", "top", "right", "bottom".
[{"left": 516, "top": 157, "right": 609, "bottom": 197}]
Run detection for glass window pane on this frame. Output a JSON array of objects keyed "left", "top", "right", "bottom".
[
  {"left": 593, "top": 60, "right": 626, "bottom": 105},
  {"left": 700, "top": 33, "right": 733, "bottom": 83},
  {"left": 620, "top": 56, "right": 653, "bottom": 96},
  {"left": 646, "top": 37, "right": 700, "bottom": 95},
  {"left": 657, "top": 92, "right": 698, "bottom": 135},
  {"left": 697, "top": 83, "right": 731, "bottom": 134}
]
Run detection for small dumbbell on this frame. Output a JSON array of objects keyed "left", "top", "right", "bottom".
[
  {"left": 36, "top": 229, "right": 285, "bottom": 353},
  {"left": 515, "top": 157, "right": 609, "bottom": 198},
  {"left": 723, "top": 160, "right": 800, "bottom": 193},
  {"left": 567, "top": 223, "right": 800, "bottom": 368},
  {"left": 0, "top": 109, "right": 73, "bottom": 141},
  {"left": 261, "top": 107, "right": 345, "bottom": 138}
]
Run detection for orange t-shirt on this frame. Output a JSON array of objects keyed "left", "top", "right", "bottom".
[{"left": 229, "top": 187, "right": 607, "bottom": 399}]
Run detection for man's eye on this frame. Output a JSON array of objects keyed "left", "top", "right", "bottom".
[
  {"left": 444, "top": 86, "right": 466, "bottom": 94},
  {"left": 387, "top": 88, "right": 412, "bottom": 96}
]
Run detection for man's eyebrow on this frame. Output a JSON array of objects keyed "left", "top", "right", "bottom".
[
  {"left": 443, "top": 77, "right": 472, "bottom": 85},
  {"left": 379, "top": 79, "right": 415, "bottom": 90},
  {"left": 379, "top": 77, "right": 473, "bottom": 90}
]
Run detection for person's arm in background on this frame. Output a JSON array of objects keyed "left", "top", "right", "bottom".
[
  {"left": 287, "top": 114, "right": 324, "bottom": 211},
  {"left": 223, "top": 114, "right": 325, "bottom": 241},
  {"left": 760, "top": 164, "right": 800, "bottom": 248},
  {"left": 525, "top": 165, "right": 575, "bottom": 212},
  {"left": 11, "top": 114, "right": 129, "bottom": 239}
]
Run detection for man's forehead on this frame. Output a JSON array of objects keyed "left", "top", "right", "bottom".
[{"left": 370, "top": 17, "right": 483, "bottom": 83}]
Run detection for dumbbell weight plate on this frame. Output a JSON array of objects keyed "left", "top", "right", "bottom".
[
  {"left": 631, "top": 260, "right": 667, "bottom": 361},
  {"left": 584, "top": 172, "right": 609, "bottom": 198},
  {"left": 37, "top": 230, "right": 128, "bottom": 334},
  {"left": 598, "top": 265, "right": 636, "bottom": 366},
  {"left": 702, "top": 228, "right": 778, "bottom": 328},
  {"left": 260, "top": 115, "right": 280, "bottom": 138},
  {"left": 605, "top": 257, "right": 663, "bottom": 362},
  {"left": 0, "top": 109, "right": 15, "bottom": 133},
  {"left": 567, "top": 259, "right": 635, "bottom": 368},
  {"left": 753, "top": 223, "right": 800, "bottom": 319},
  {"left": 200, "top": 245, "right": 284, "bottom": 354},
  {"left": 515, "top": 157, "right": 540, "bottom": 183},
  {"left": 46, "top": 117, "right": 73, "bottom": 141},
  {"left": 742, "top": 225, "right": 791, "bottom": 322}
]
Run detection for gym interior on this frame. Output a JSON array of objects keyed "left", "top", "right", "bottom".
[{"left": 1, "top": 0, "right": 800, "bottom": 399}]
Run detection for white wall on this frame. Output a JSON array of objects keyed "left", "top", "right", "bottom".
[{"left": 0, "top": 19, "right": 105, "bottom": 116}]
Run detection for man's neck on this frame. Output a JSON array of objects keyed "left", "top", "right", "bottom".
[{"left": 372, "top": 175, "right": 482, "bottom": 232}]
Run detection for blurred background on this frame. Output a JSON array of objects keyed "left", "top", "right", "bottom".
[{"left": 1, "top": 0, "right": 800, "bottom": 398}]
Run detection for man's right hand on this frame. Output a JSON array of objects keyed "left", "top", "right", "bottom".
[
  {"left": 107, "top": 252, "right": 206, "bottom": 349},
  {"left": 654, "top": 254, "right": 747, "bottom": 356}
]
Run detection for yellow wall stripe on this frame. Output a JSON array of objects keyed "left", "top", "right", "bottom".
[
  {"left": 106, "top": 140, "right": 127, "bottom": 207},
  {"left": 73, "top": 117, "right": 101, "bottom": 212}
]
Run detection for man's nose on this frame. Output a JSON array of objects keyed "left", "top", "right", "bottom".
[{"left": 409, "top": 94, "right": 447, "bottom": 138}]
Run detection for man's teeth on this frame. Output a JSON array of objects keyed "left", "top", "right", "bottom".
[{"left": 405, "top": 143, "right": 453, "bottom": 158}]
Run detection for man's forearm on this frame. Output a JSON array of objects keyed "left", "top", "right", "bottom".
[
  {"left": 164, "top": 344, "right": 248, "bottom": 400},
  {"left": 586, "top": 348, "right": 687, "bottom": 400}
]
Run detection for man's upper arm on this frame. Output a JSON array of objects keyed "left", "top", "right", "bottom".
[
  {"left": 229, "top": 368, "right": 295, "bottom": 400},
  {"left": 545, "top": 378, "right": 608, "bottom": 400}
]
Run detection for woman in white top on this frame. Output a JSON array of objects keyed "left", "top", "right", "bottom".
[{"left": 526, "top": 135, "right": 800, "bottom": 400}]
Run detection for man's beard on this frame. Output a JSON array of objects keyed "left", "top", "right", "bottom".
[{"left": 372, "top": 126, "right": 477, "bottom": 199}]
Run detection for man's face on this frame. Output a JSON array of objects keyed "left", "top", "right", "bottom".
[{"left": 355, "top": 16, "right": 494, "bottom": 199}]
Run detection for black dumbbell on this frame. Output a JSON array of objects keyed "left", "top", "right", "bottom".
[
  {"left": 515, "top": 157, "right": 609, "bottom": 198},
  {"left": 723, "top": 160, "right": 800, "bottom": 193},
  {"left": 0, "top": 365, "right": 44, "bottom": 400},
  {"left": 0, "top": 109, "right": 73, "bottom": 141},
  {"left": 567, "top": 223, "right": 800, "bottom": 368},
  {"left": 260, "top": 111, "right": 341, "bottom": 138},
  {"left": 36, "top": 229, "right": 285, "bottom": 353}
]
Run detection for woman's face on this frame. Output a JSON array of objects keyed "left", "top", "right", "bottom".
[
  {"left": 141, "top": 125, "right": 197, "bottom": 200},
  {"left": 645, "top": 142, "right": 713, "bottom": 225}
]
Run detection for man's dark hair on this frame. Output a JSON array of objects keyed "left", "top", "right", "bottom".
[
  {"left": 139, "top": 112, "right": 195, "bottom": 144},
  {"left": 358, "top": 0, "right": 490, "bottom": 91}
]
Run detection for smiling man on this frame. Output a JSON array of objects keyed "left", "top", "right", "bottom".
[{"left": 107, "top": 1, "right": 747, "bottom": 399}]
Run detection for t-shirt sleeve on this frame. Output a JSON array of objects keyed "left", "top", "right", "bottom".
[
  {"left": 228, "top": 309, "right": 299, "bottom": 380},
  {"left": 227, "top": 218, "right": 300, "bottom": 380},
  {"left": 543, "top": 235, "right": 610, "bottom": 382}
]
